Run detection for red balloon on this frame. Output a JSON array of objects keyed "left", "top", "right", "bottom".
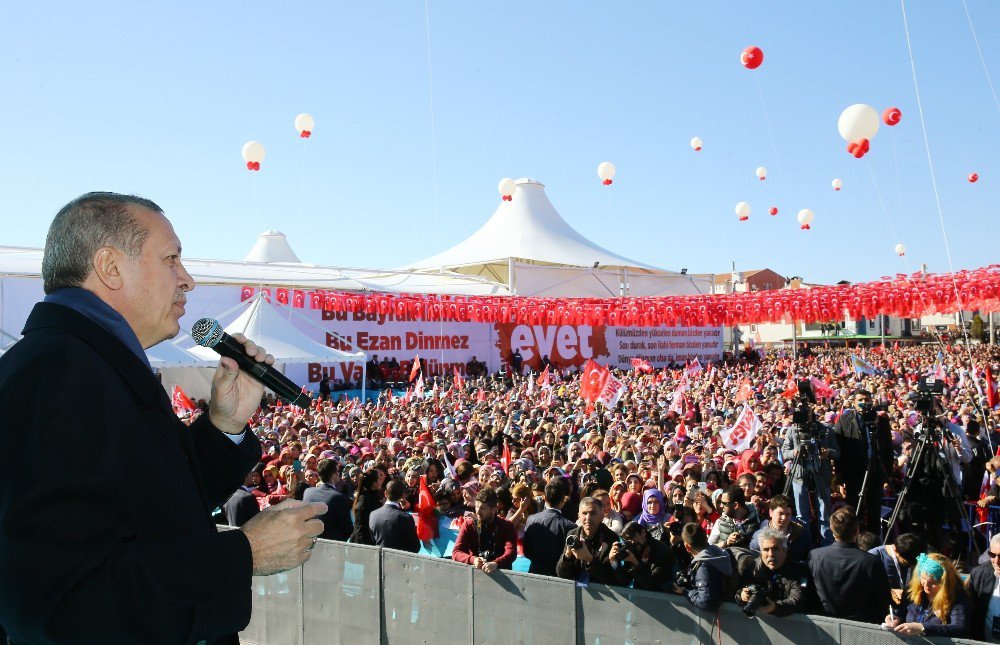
[
  {"left": 969, "top": 173, "right": 979, "bottom": 183},
  {"left": 741, "top": 46, "right": 764, "bottom": 70},
  {"left": 847, "top": 138, "right": 870, "bottom": 158},
  {"left": 769, "top": 207, "right": 778, "bottom": 216},
  {"left": 882, "top": 107, "right": 901, "bottom": 126}
]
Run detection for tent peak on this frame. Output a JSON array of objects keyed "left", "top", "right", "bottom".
[{"left": 243, "top": 230, "right": 302, "bottom": 264}]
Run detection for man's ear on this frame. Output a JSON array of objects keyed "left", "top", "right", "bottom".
[{"left": 92, "top": 247, "right": 124, "bottom": 290}]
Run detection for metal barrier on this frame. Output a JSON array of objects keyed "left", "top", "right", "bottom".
[{"left": 236, "top": 533, "right": 988, "bottom": 644}]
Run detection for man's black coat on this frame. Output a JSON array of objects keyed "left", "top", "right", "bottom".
[
  {"left": 808, "top": 540, "right": 890, "bottom": 624},
  {"left": 302, "top": 483, "right": 353, "bottom": 541},
  {"left": 522, "top": 507, "right": 576, "bottom": 577},
  {"left": 0, "top": 302, "right": 261, "bottom": 644},
  {"left": 368, "top": 503, "right": 419, "bottom": 553},
  {"left": 223, "top": 488, "right": 261, "bottom": 528}
]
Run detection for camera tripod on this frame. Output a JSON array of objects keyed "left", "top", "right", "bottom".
[{"left": 882, "top": 415, "right": 973, "bottom": 553}]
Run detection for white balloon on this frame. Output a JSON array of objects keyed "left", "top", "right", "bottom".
[
  {"left": 895, "top": 243, "right": 906, "bottom": 256},
  {"left": 837, "top": 104, "right": 879, "bottom": 142},
  {"left": 294, "top": 113, "right": 315, "bottom": 133},
  {"left": 735, "top": 201, "right": 751, "bottom": 220},
  {"left": 756, "top": 166, "right": 767, "bottom": 180},
  {"left": 597, "top": 161, "right": 616, "bottom": 181},
  {"left": 498, "top": 177, "right": 517, "bottom": 198},
  {"left": 832, "top": 178, "right": 843, "bottom": 190},
  {"left": 690, "top": 137, "right": 703, "bottom": 151},
  {"left": 242, "top": 141, "right": 266, "bottom": 163},
  {"left": 797, "top": 209, "right": 814, "bottom": 226}
]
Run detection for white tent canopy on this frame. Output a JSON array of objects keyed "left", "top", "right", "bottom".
[
  {"left": 244, "top": 230, "right": 302, "bottom": 264},
  {"left": 404, "top": 178, "right": 710, "bottom": 297},
  {"left": 146, "top": 338, "right": 216, "bottom": 368},
  {"left": 187, "top": 295, "right": 365, "bottom": 364},
  {"left": 0, "top": 246, "right": 509, "bottom": 296}
]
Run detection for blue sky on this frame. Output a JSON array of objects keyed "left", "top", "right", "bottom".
[{"left": 1, "top": 2, "right": 997, "bottom": 285}]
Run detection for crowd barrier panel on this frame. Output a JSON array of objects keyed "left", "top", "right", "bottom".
[{"left": 234, "top": 530, "right": 988, "bottom": 644}]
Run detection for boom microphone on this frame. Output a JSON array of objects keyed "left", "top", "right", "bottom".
[{"left": 191, "top": 318, "right": 311, "bottom": 407}]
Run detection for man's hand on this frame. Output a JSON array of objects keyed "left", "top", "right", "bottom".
[
  {"left": 209, "top": 333, "right": 274, "bottom": 435},
  {"left": 739, "top": 587, "right": 752, "bottom": 603},
  {"left": 569, "top": 541, "right": 593, "bottom": 564},
  {"left": 726, "top": 531, "right": 742, "bottom": 547},
  {"left": 481, "top": 561, "right": 498, "bottom": 574},
  {"left": 608, "top": 542, "right": 623, "bottom": 562},
  {"left": 241, "top": 499, "right": 327, "bottom": 576}
]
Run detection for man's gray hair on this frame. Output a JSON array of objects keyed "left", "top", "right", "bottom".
[
  {"left": 990, "top": 534, "right": 1000, "bottom": 551},
  {"left": 758, "top": 527, "right": 789, "bottom": 550},
  {"left": 579, "top": 496, "right": 603, "bottom": 511},
  {"left": 42, "top": 192, "right": 161, "bottom": 294}
]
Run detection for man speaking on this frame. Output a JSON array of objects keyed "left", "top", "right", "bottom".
[{"left": 0, "top": 193, "right": 327, "bottom": 644}]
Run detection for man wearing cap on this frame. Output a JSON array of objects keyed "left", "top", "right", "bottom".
[{"left": 0, "top": 193, "right": 326, "bottom": 644}]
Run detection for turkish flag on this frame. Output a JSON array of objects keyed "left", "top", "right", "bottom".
[
  {"left": 292, "top": 290, "right": 305, "bottom": 308},
  {"left": 415, "top": 475, "right": 438, "bottom": 540},
  {"left": 172, "top": 385, "right": 195, "bottom": 412},
  {"left": 453, "top": 367, "right": 465, "bottom": 391},
  {"left": 780, "top": 378, "right": 797, "bottom": 399},
  {"left": 476, "top": 388, "right": 486, "bottom": 403},
  {"left": 240, "top": 286, "right": 254, "bottom": 302},
  {"left": 579, "top": 359, "right": 610, "bottom": 402},
  {"left": 409, "top": 356, "right": 421, "bottom": 382},
  {"left": 987, "top": 366, "right": 998, "bottom": 409},
  {"left": 734, "top": 378, "right": 754, "bottom": 403},
  {"left": 630, "top": 358, "right": 653, "bottom": 374},
  {"left": 675, "top": 416, "right": 687, "bottom": 441},
  {"left": 537, "top": 365, "right": 551, "bottom": 388},
  {"left": 260, "top": 288, "right": 272, "bottom": 302},
  {"left": 276, "top": 288, "right": 289, "bottom": 305},
  {"left": 310, "top": 292, "right": 322, "bottom": 309},
  {"left": 501, "top": 440, "right": 512, "bottom": 474}
]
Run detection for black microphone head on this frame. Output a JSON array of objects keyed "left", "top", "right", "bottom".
[{"left": 191, "top": 318, "right": 224, "bottom": 348}]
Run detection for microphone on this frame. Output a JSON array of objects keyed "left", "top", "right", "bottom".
[{"left": 191, "top": 318, "right": 311, "bottom": 407}]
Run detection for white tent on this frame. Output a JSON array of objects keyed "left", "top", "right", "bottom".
[
  {"left": 164, "top": 295, "right": 366, "bottom": 401},
  {"left": 187, "top": 295, "right": 365, "bottom": 365},
  {"left": 146, "top": 338, "right": 216, "bottom": 368},
  {"left": 244, "top": 230, "right": 302, "bottom": 264},
  {"left": 0, "top": 246, "right": 509, "bottom": 296},
  {"left": 404, "top": 178, "right": 711, "bottom": 297}
]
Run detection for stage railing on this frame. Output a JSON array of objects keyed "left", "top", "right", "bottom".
[{"left": 234, "top": 532, "right": 988, "bottom": 645}]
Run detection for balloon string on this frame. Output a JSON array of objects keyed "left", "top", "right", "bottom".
[
  {"left": 864, "top": 159, "right": 911, "bottom": 275},
  {"left": 754, "top": 73, "right": 812, "bottom": 282},
  {"left": 695, "top": 153, "right": 734, "bottom": 264},
  {"left": 251, "top": 171, "right": 259, "bottom": 222},
  {"left": 424, "top": 0, "right": 445, "bottom": 371},
  {"left": 900, "top": 0, "right": 976, "bottom": 359},
  {"left": 961, "top": 0, "right": 1000, "bottom": 116}
]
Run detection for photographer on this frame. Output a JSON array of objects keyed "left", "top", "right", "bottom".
[
  {"left": 834, "top": 389, "right": 893, "bottom": 535},
  {"left": 609, "top": 521, "right": 676, "bottom": 593},
  {"left": 781, "top": 406, "right": 838, "bottom": 544},
  {"left": 673, "top": 523, "right": 734, "bottom": 613},
  {"left": 708, "top": 486, "right": 761, "bottom": 552},
  {"left": 736, "top": 527, "right": 811, "bottom": 618},
  {"left": 452, "top": 489, "right": 517, "bottom": 573},
  {"left": 556, "top": 497, "right": 617, "bottom": 585}
]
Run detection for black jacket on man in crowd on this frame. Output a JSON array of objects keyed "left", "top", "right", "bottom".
[
  {"left": 808, "top": 540, "right": 890, "bottom": 624},
  {"left": 369, "top": 502, "right": 420, "bottom": 553},
  {"left": 966, "top": 561, "right": 1000, "bottom": 642},
  {"left": 833, "top": 409, "right": 893, "bottom": 532},
  {"left": 683, "top": 544, "right": 734, "bottom": 613},
  {"left": 303, "top": 483, "right": 353, "bottom": 541},
  {"left": 223, "top": 488, "right": 261, "bottom": 528},
  {"left": 523, "top": 507, "right": 577, "bottom": 576},
  {"left": 736, "top": 555, "right": 812, "bottom": 617},
  {"left": 555, "top": 524, "right": 618, "bottom": 586},
  {"left": 611, "top": 535, "right": 675, "bottom": 593},
  {"left": 0, "top": 301, "right": 261, "bottom": 644}
]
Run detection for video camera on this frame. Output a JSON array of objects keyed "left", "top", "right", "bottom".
[
  {"left": 791, "top": 379, "right": 816, "bottom": 435},
  {"left": 909, "top": 376, "right": 945, "bottom": 414}
]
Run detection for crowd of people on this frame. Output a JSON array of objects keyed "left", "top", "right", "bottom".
[{"left": 203, "top": 340, "right": 1000, "bottom": 640}]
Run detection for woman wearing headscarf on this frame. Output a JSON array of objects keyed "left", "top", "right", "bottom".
[
  {"left": 883, "top": 553, "right": 970, "bottom": 637},
  {"left": 734, "top": 449, "right": 763, "bottom": 479},
  {"left": 638, "top": 489, "right": 671, "bottom": 541}
]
